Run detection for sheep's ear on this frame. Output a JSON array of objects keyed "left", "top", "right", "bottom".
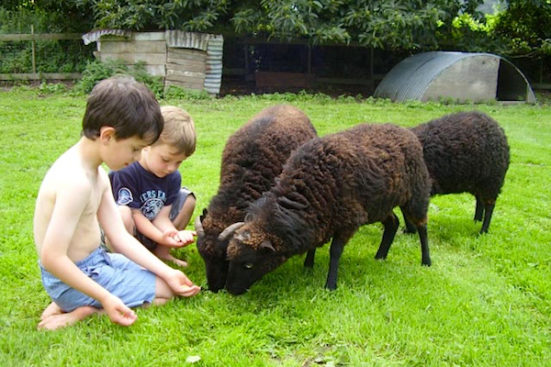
[{"left": 259, "top": 240, "right": 275, "bottom": 253}]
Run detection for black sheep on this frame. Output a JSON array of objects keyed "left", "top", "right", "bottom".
[
  {"left": 401, "top": 111, "right": 510, "bottom": 234},
  {"left": 224, "top": 123, "right": 432, "bottom": 294},
  {"left": 195, "top": 104, "right": 317, "bottom": 291}
]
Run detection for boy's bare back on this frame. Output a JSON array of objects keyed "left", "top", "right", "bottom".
[{"left": 34, "top": 143, "right": 108, "bottom": 263}]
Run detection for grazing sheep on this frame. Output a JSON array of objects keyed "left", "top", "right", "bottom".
[
  {"left": 401, "top": 111, "right": 510, "bottom": 234},
  {"left": 224, "top": 123, "right": 432, "bottom": 294},
  {"left": 195, "top": 105, "right": 317, "bottom": 291}
]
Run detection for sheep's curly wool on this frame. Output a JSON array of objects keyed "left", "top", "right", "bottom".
[
  {"left": 195, "top": 104, "right": 317, "bottom": 291},
  {"left": 407, "top": 111, "right": 510, "bottom": 233},
  {"left": 225, "top": 123, "right": 432, "bottom": 294}
]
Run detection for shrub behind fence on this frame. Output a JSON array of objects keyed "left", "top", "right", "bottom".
[{"left": 0, "top": 33, "right": 94, "bottom": 81}]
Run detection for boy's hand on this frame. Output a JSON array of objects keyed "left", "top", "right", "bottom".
[
  {"left": 160, "top": 229, "right": 196, "bottom": 248},
  {"left": 102, "top": 294, "right": 137, "bottom": 326},
  {"left": 175, "top": 230, "right": 196, "bottom": 247},
  {"left": 165, "top": 269, "right": 201, "bottom": 297},
  {"left": 160, "top": 229, "right": 188, "bottom": 248}
]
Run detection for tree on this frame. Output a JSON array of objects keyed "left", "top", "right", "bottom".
[
  {"left": 493, "top": 0, "right": 551, "bottom": 57},
  {"left": 16, "top": 0, "right": 483, "bottom": 51}
]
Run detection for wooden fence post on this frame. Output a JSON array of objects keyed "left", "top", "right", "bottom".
[{"left": 31, "top": 25, "right": 36, "bottom": 75}]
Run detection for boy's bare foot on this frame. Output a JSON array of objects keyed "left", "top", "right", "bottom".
[
  {"left": 154, "top": 247, "right": 188, "bottom": 267},
  {"left": 38, "top": 306, "right": 98, "bottom": 330},
  {"left": 41, "top": 302, "right": 63, "bottom": 320}
]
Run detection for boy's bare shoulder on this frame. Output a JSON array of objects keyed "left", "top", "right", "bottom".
[{"left": 41, "top": 147, "right": 89, "bottom": 192}]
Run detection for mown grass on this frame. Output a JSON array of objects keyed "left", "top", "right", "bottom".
[{"left": 0, "top": 87, "right": 550, "bottom": 366}]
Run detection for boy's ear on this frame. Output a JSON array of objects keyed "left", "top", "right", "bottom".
[{"left": 99, "top": 126, "right": 116, "bottom": 142}]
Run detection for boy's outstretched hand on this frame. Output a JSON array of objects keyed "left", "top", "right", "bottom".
[
  {"left": 161, "top": 229, "right": 196, "bottom": 248},
  {"left": 165, "top": 269, "right": 201, "bottom": 297},
  {"left": 176, "top": 230, "right": 196, "bottom": 246},
  {"left": 102, "top": 294, "right": 138, "bottom": 326}
]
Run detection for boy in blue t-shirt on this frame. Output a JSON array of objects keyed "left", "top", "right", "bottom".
[{"left": 110, "top": 106, "right": 196, "bottom": 267}]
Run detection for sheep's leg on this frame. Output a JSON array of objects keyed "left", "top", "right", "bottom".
[
  {"left": 304, "top": 249, "right": 316, "bottom": 268},
  {"left": 325, "top": 234, "right": 349, "bottom": 290},
  {"left": 474, "top": 195, "right": 484, "bottom": 222},
  {"left": 375, "top": 213, "right": 400, "bottom": 260},
  {"left": 400, "top": 206, "right": 417, "bottom": 233},
  {"left": 416, "top": 223, "right": 431, "bottom": 266},
  {"left": 480, "top": 202, "right": 495, "bottom": 234}
]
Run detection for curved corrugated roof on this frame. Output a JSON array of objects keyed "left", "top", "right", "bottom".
[{"left": 374, "top": 51, "right": 536, "bottom": 103}]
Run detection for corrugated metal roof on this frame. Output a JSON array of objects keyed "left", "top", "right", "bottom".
[
  {"left": 374, "top": 51, "right": 536, "bottom": 103},
  {"left": 375, "top": 52, "right": 477, "bottom": 101}
]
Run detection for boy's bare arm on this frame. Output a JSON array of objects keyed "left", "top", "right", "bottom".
[
  {"left": 132, "top": 209, "right": 165, "bottom": 243},
  {"left": 152, "top": 205, "right": 174, "bottom": 232}
]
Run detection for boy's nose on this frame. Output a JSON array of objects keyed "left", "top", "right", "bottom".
[{"left": 133, "top": 150, "right": 142, "bottom": 161}]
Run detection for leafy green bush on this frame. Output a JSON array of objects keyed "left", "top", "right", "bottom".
[
  {"left": 0, "top": 7, "right": 94, "bottom": 74},
  {"left": 74, "top": 60, "right": 164, "bottom": 98}
]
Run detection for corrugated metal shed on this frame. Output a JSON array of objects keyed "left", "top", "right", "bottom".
[
  {"left": 83, "top": 30, "right": 223, "bottom": 95},
  {"left": 374, "top": 51, "right": 536, "bottom": 103}
]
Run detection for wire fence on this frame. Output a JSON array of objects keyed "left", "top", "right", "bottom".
[{"left": 0, "top": 32, "right": 95, "bottom": 81}]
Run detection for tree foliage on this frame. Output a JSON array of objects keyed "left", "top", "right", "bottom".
[
  {"left": 1, "top": 0, "right": 549, "bottom": 56},
  {"left": 493, "top": 0, "right": 551, "bottom": 56}
]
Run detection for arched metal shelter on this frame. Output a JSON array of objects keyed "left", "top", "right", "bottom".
[{"left": 374, "top": 51, "right": 536, "bottom": 103}]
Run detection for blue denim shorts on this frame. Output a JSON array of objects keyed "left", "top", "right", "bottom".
[{"left": 40, "top": 246, "right": 156, "bottom": 312}]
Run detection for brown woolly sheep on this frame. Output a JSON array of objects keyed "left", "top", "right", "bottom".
[
  {"left": 401, "top": 111, "right": 510, "bottom": 234},
  {"left": 223, "top": 123, "right": 432, "bottom": 294},
  {"left": 195, "top": 104, "right": 317, "bottom": 291}
]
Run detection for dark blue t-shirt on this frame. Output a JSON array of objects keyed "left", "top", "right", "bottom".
[{"left": 109, "top": 162, "right": 181, "bottom": 221}]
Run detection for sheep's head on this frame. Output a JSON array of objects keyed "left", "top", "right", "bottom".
[
  {"left": 195, "top": 209, "right": 243, "bottom": 292},
  {"left": 225, "top": 222, "right": 286, "bottom": 295}
]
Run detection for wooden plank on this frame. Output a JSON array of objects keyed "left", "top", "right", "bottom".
[
  {"left": 0, "top": 72, "right": 82, "bottom": 80},
  {"left": 166, "top": 69, "right": 205, "bottom": 78},
  {"left": 134, "top": 40, "right": 166, "bottom": 53},
  {"left": 166, "top": 61, "right": 205, "bottom": 73},
  {"left": 166, "top": 74, "right": 205, "bottom": 85},
  {"left": 167, "top": 48, "right": 206, "bottom": 61},
  {"left": 133, "top": 53, "right": 167, "bottom": 64},
  {"left": 166, "top": 55, "right": 207, "bottom": 67},
  {"left": 100, "top": 42, "right": 136, "bottom": 54},
  {"left": 0, "top": 33, "right": 82, "bottom": 41},
  {"left": 99, "top": 53, "right": 136, "bottom": 63},
  {"left": 99, "top": 52, "right": 166, "bottom": 65},
  {"left": 165, "top": 80, "right": 204, "bottom": 91}
]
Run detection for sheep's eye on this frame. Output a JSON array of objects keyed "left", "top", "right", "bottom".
[{"left": 244, "top": 263, "right": 254, "bottom": 269}]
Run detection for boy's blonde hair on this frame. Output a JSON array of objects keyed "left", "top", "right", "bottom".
[{"left": 157, "top": 106, "right": 196, "bottom": 156}]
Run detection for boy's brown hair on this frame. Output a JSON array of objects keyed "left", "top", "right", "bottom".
[
  {"left": 157, "top": 106, "right": 196, "bottom": 157},
  {"left": 82, "top": 76, "right": 163, "bottom": 145}
]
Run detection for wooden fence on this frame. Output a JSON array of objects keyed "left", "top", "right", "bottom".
[{"left": 0, "top": 32, "right": 84, "bottom": 81}]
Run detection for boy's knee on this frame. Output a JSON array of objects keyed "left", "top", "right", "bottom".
[{"left": 183, "top": 195, "right": 196, "bottom": 211}]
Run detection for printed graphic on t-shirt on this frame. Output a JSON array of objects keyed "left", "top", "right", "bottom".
[
  {"left": 116, "top": 188, "right": 133, "bottom": 205},
  {"left": 140, "top": 190, "right": 167, "bottom": 220}
]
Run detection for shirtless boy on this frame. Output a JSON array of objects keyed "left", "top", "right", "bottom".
[{"left": 34, "top": 76, "right": 201, "bottom": 330}]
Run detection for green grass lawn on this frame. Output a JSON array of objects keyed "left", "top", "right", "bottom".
[{"left": 1, "top": 87, "right": 550, "bottom": 366}]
